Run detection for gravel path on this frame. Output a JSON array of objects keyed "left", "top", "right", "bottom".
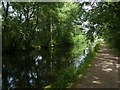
[{"left": 75, "top": 42, "right": 119, "bottom": 88}]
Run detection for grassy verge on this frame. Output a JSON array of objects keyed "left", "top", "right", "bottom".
[
  {"left": 68, "top": 41, "right": 101, "bottom": 88},
  {"left": 44, "top": 41, "right": 101, "bottom": 89},
  {"left": 67, "top": 49, "right": 95, "bottom": 88}
]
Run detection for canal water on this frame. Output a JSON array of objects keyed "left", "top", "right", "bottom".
[{"left": 2, "top": 45, "right": 91, "bottom": 89}]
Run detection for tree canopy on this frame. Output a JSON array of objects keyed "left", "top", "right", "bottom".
[
  {"left": 2, "top": 2, "right": 120, "bottom": 53},
  {"left": 82, "top": 2, "right": 120, "bottom": 52}
]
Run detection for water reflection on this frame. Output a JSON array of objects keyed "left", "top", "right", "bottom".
[
  {"left": 74, "top": 47, "right": 90, "bottom": 68},
  {"left": 2, "top": 47, "right": 75, "bottom": 88}
]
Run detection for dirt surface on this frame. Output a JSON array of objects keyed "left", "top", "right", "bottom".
[{"left": 75, "top": 42, "right": 119, "bottom": 88}]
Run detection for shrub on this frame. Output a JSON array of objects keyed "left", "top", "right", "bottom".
[{"left": 51, "top": 67, "right": 78, "bottom": 88}]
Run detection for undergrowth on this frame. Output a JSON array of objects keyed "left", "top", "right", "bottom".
[
  {"left": 69, "top": 47, "right": 96, "bottom": 88},
  {"left": 44, "top": 41, "right": 101, "bottom": 89}
]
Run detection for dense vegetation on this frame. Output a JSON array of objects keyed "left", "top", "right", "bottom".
[
  {"left": 83, "top": 2, "right": 120, "bottom": 54},
  {"left": 2, "top": 2, "right": 120, "bottom": 53},
  {"left": 1, "top": 1, "right": 120, "bottom": 89},
  {"left": 2, "top": 2, "right": 83, "bottom": 52}
]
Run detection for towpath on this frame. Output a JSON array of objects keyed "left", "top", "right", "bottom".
[{"left": 74, "top": 42, "right": 119, "bottom": 88}]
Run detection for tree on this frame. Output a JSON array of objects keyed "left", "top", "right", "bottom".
[
  {"left": 2, "top": 2, "right": 81, "bottom": 52},
  {"left": 79, "top": 2, "right": 120, "bottom": 52}
]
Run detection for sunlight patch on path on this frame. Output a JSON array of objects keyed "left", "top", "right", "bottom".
[{"left": 74, "top": 42, "right": 119, "bottom": 88}]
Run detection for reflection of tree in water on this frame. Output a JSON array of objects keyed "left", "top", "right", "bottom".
[{"left": 2, "top": 47, "right": 74, "bottom": 88}]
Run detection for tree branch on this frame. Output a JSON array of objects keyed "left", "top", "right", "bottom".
[{"left": 2, "top": 2, "right": 5, "bottom": 12}]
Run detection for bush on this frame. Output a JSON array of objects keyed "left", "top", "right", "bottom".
[
  {"left": 94, "top": 41, "right": 101, "bottom": 52},
  {"left": 51, "top": 67, "right": 78, "bottom": 88},
  {"left": 48, "top": 41, "right": 101, "bottom": 88},
  {"left": 69, "top": 41, "right": 101, "bottom": 88}
]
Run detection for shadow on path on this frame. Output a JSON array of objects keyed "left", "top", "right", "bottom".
[{"left": 75, "top": 42, "right": 119, "bottom": 88}]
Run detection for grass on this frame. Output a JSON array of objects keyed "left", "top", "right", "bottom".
[
  {"left": 44, "top": 41, "right": 101, "bottom": 89},
  {"left": 71, "top": 34, "right": 88, "bottom": 58},
  {"left": 51, "top": 67, "right": 78, "bottom": 89},
  {"left": 44, "top": 34, "right": 88, "bottom": 89},
  {"left": 68, "top": 48, "right": 96, "bottom": 88},
  {"left": 67, "top": 41, "right": 101, "bottom": 88}
]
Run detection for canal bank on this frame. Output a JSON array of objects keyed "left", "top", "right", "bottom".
[
  {"left": 70, "top": 42, "right": 119, "bottom": 88},
  {"left": 44, "top": 40, "right": 101, "bottom": 89}
]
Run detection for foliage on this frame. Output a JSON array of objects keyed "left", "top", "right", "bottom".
[
  {"left": 94, "top": 40, "right": 101, "bottom": 52},
  {"left": 2, "top": 2, "right": 81, "bottom": 52},
  {"left": 70, "top": 41, "right": 101, "bottom": 88},
  {"left": 3, "top": 1, "right": 120, "bottom": 89},
  {"left": 80, "top": 2, "right": 120, "bottom": 53},
  {"left": 49, "top": 41, "right": 100, "bottom": 88},
  {"left": 51, "top": 67, "right": 78, "bottom": 88},
  {"left": 77, "top": 47, "right": 95, "bottom": 75}
]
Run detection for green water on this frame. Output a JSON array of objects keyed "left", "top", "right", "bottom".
[{"left": 2, "top": 46, "right": 85, "bottom": 88}]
